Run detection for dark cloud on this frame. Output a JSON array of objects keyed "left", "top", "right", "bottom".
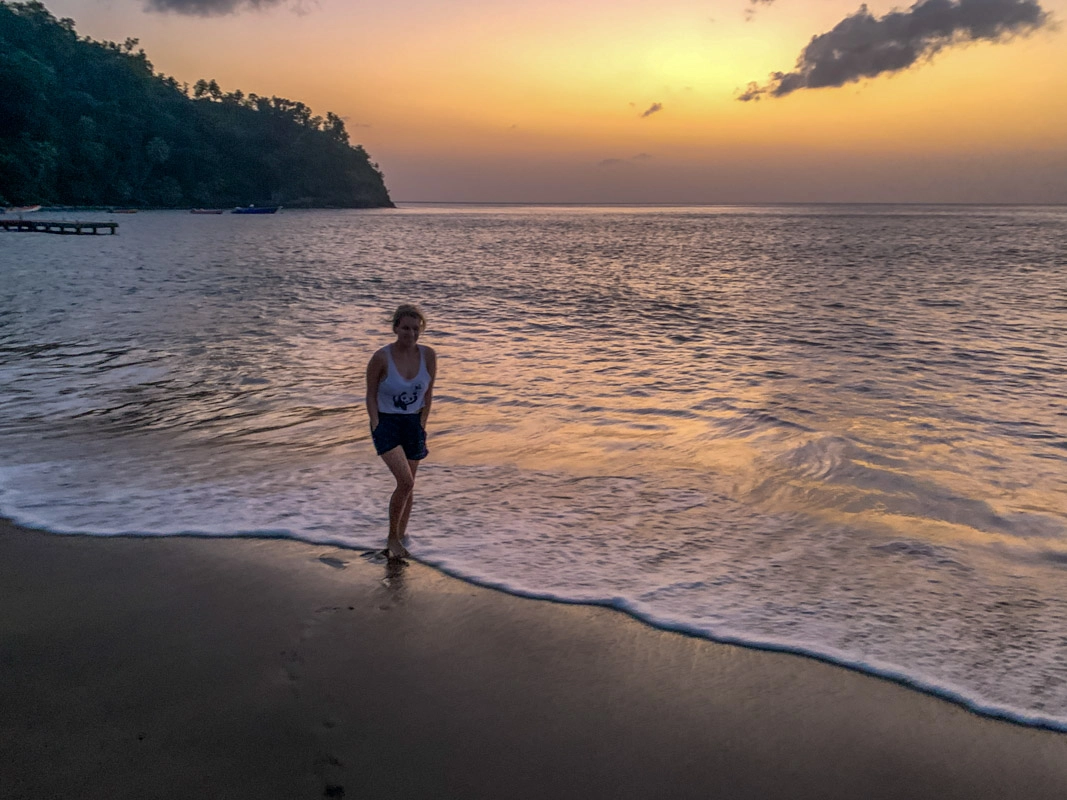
[
  {"left": 145, "top": 0, "right": 308, "bottom": 16},
  {"left": 738, "top": 0, "right": 1051, "bottom": 100},
  {"left": 640, "top": 102, "right": 663, "bottom": 118},
  {"left": 632, "top": 152, "right": 653, "bottom": 161}
]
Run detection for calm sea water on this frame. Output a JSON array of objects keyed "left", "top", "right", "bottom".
[{"left": 2, "top": 205, "right": 1065, "bottom": 729}]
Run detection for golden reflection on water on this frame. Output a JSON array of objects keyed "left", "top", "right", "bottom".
[{"left": 423, "top": 330, "right": 1067, "bottom": 560}]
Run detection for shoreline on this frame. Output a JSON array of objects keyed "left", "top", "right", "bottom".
[
  {"left": 8, "top": 514, "right": 1063, "bottom": 735},
  {"left": 3, "top": 518, "right": 1066, "bottom": 798},
  {"left": 423, "top": 560, "right": 1067, "bottom": 735}
]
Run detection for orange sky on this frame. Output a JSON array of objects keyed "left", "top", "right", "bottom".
[{"left": 44, "top": 0, "right": 1067, "bottom": 202}]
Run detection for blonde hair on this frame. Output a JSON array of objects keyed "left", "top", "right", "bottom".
[{"left": 392, "top": 304, "right": 426, "bottom": 330}]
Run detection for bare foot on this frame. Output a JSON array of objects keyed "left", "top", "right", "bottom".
[{"left": 387, "top": 537, "right": 410, "bottom": 559}]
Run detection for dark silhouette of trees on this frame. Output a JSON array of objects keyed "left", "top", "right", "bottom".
[{"left": 0, "top": 1, "right": 393, "bottom": 208}]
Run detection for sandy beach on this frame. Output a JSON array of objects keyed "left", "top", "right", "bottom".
[{"left": 1, "top": 518, "right": 1065, "bottom": 799}]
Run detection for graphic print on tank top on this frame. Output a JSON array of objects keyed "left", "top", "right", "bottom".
[{"left": 393, "top": 384, "right": 422, "bottom": 411}]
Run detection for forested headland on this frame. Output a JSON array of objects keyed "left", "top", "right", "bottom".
[{"left": 0, "top": 1, "right": 393, "bottom": 208}]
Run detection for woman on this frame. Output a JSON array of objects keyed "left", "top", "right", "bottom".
[{"left": 366, "top": 305, "right": 437, "bottom": 559}]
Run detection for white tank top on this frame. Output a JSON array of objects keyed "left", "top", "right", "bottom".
[{"left": 377, "top": 345, "right": 430, "bottom": 414}]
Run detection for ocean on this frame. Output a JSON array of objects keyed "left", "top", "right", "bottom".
[{"left": 1, "top": 204, "right": 1065, "bottom": 730}]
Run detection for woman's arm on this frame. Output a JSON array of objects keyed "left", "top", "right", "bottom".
[
  {"left": 420, "top": 346, "right": 437, "bottom": 428},
  {"left": 366, "top": 350, "right": 385, "bottom": 430}
]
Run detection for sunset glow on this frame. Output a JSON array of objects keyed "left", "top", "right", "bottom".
[{"left": 42, "top": 0, "right": 1067, "bottom": 202}]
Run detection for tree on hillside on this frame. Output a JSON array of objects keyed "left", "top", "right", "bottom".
[{"left": 0, "top": 0, "right": 392, "bottom": 208}]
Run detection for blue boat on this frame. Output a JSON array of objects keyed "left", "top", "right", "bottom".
[{"left": 232, "top": 205, "right": 280, "bottom": 214}]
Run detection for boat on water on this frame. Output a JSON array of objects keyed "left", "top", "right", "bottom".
[
  {"left": 2, "top": 205, "right": 42, "bottom": 214},
  {"left": 232, "top": 205, "right": 281, "bottom": 215},
  {"left": 190, "top": 208, "right": 225, "bottom": 215}
]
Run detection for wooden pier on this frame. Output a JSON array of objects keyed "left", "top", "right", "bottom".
[{"left": 0, "top": 219, "right": 117, "bottom": 235}]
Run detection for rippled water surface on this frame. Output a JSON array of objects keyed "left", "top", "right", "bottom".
[{"left": 2, "top": 205, "right": 1066, "bottom": 728}]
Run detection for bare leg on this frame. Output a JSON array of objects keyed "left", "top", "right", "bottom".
[
  {"left": 397, "top": 459, "right": 420, "bottom": 540},
  {"left": 380, "top": 448, "right": 415, "bottom": 558}
]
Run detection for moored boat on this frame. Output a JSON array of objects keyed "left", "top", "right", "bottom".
[
  {"left": 3, "top": 205, "right": 42, "bottom": 214},
  {"left": 232, "top": 205, "right": 280, "bottom": 214},
  {"left": 190, "top": 208, "right": 225, "bottom": 214}
]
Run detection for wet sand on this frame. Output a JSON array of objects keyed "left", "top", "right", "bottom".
[{"left": 1, "top": 518, "right": 1065, "bottom": 799}]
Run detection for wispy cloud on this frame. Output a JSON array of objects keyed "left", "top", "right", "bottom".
[
  {"left": 597, "top": 153, "right": 655, "bottom": 168},
  {"left": 738, "top": 0, "right": 1051, "bottom": 100},
  {"left": 334, "top": 114, "right": 371, "bottom": 129},
  {"left": 145, "top": 0, "right": 316, "bottom": 16},
  {"left": 745, "top": 0, "right": 776, "bottom": 22},
  {"left": 640, "top": 102, "right": 663, "bottom": 118}
]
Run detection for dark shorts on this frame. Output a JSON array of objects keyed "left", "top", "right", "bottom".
[{"left": 372, "top": 413, "right": 428, "bottom": 460}]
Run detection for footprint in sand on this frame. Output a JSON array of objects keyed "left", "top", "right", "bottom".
[
  {"left": 279, "top": 649, "right": 304, "bottom": 688},
  {"left": 317, "top": 555, "right": 348, "bottom": 569},
  {"left": 314, "top": 753, "right": 345, "bottom": 797}
]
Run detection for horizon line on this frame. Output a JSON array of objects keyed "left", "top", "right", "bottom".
[{"left": 393, "top": 200, "right": 1067, "bottom": 207}]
